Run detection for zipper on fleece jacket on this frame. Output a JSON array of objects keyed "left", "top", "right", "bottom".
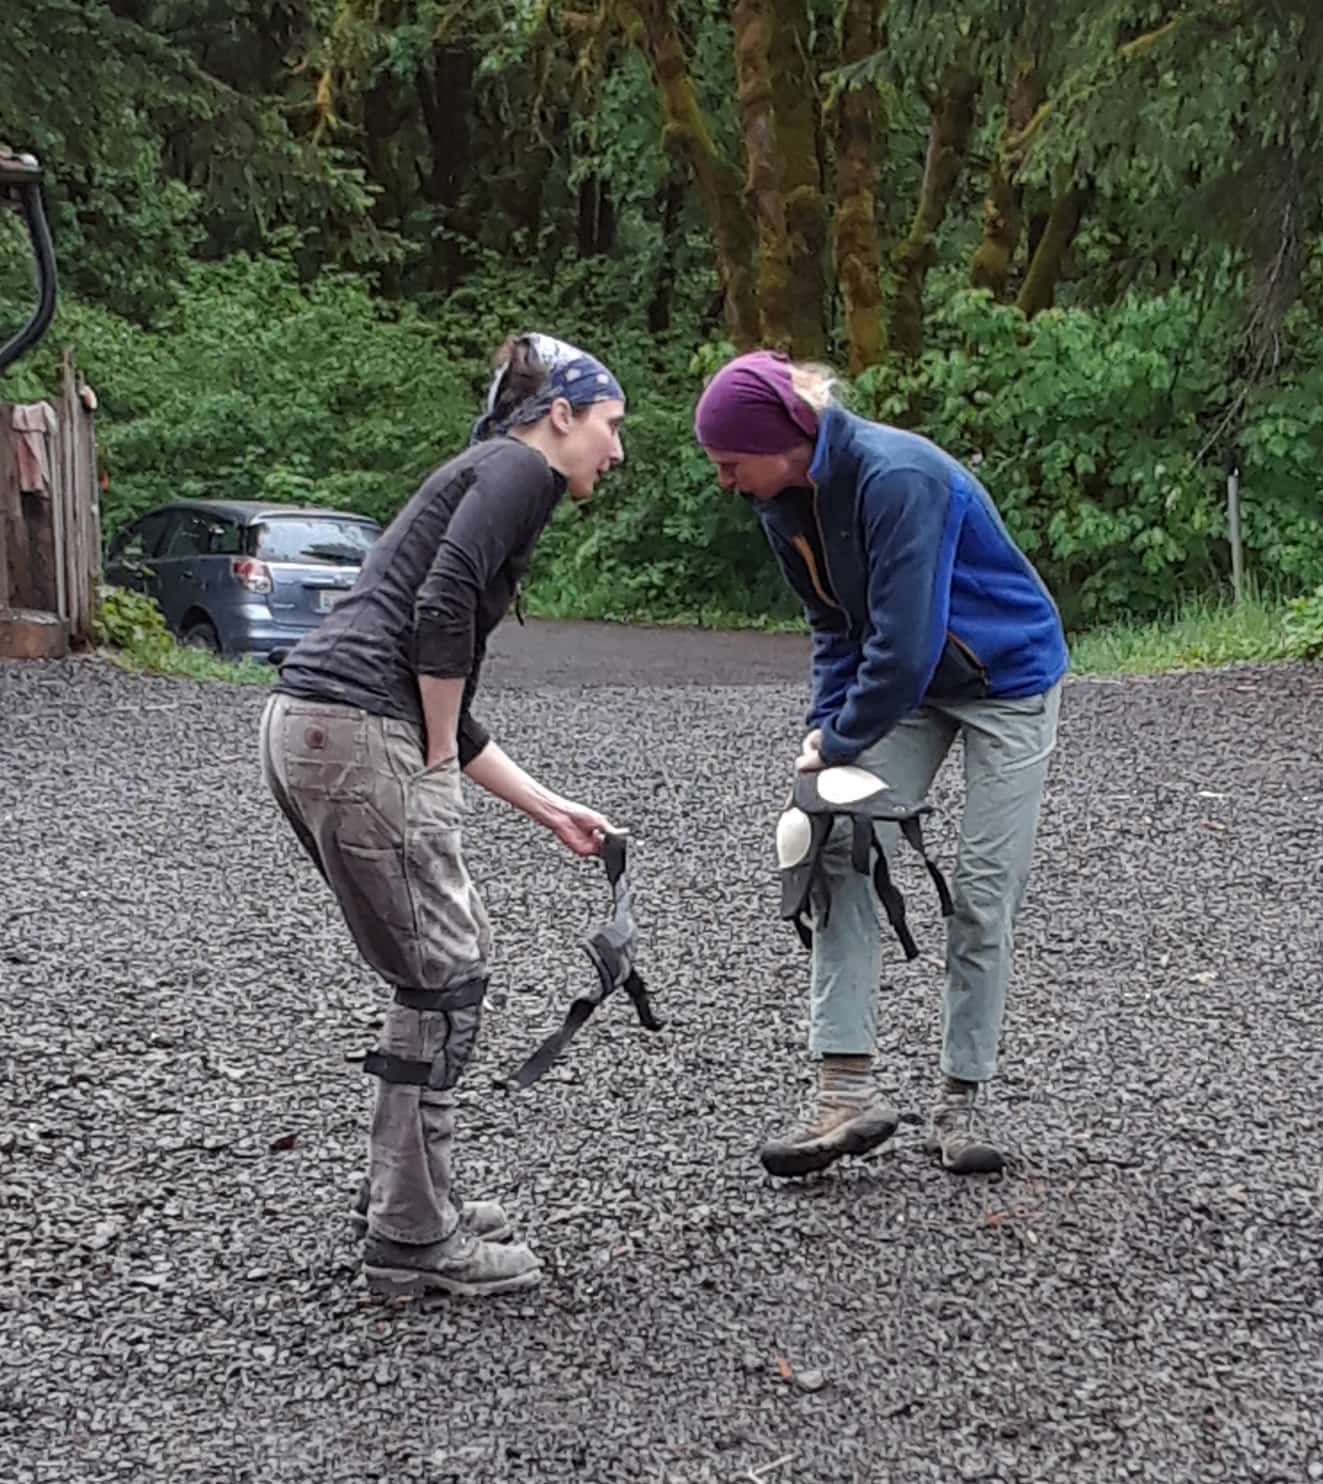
[
  {"left": 790, "top": 530, "right": 844, "bottom": 616},
  {"left": 948, "top": 629, "right": 989, "bottom": 686}
]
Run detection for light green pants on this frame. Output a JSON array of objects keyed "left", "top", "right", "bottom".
[{"left": 809, "top": 683, "right": 1062, "bottom": 1082}]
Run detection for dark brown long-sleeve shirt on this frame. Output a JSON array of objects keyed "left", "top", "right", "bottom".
[{"left": 276, "top": 438, "right": 564, "bottom": 764}]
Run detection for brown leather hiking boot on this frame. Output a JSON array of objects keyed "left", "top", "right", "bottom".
[
  {"left": 924, "top": 1081, "right": 1005, "bottom": 1173},
  {"left": 760, "top": 1096, "right": 900, "bottom": 1178}
]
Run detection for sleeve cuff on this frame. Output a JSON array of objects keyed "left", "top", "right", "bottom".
[
  {"left": 457, "top": 713, "right": 491, "bottom": 768},
  {"left": 816, "top": 724, "right": 860, "bottom": 768}
]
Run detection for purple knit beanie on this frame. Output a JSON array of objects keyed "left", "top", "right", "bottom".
[{"left": 694, "top": 350, "right": 820, "bottom": 455}]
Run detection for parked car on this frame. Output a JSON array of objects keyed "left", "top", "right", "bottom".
[{"left": 103, "top": 499, "right": 382, "bottom": 661}]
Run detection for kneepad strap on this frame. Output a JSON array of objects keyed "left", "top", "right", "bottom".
[{"left": 776, "top": 766, "right": 953, "bottom": 961}]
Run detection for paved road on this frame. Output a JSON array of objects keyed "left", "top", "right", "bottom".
[{"left": 485, "top": 617, "right": 811, "bottom": 689}]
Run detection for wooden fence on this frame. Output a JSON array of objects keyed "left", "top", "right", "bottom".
[{"left": 0, "top": 353, "right": 100, "bottom": 660}]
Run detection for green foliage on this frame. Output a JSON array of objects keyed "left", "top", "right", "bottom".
[
  {"left": 21, "top": 249, "right": 477, "bottom": 535},
  {"left": 1283, "top": 587, "right": 1323, "bottom": 662},
  {"left": 2, "top": 1, "right": 378, "bottom": 319},
  {"left": 93, "top": 584, "right": 275, "bottom": 683},
  {"left": 94, "top": 583, "right": 175, "bottom": 654},
  {"left": 856, "top": 283, "right": 1323, "bottom": 626},
  {"left": 9, "top": 0, "right": 1323, "bottom": 654},
  {"left": 528, "top": 400, "right": 799, "bottom": 623}
]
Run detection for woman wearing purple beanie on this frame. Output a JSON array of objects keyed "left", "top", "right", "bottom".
[{"left": 694, "top": 351, "right": 1069, "bottom": 1178}]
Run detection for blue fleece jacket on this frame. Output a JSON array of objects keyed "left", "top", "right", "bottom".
[{"left": 756, "top": 406, "right": 1069, "bottom": 766}]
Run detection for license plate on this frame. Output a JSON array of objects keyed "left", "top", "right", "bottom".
[{"left": 317, "top": 589, "right": 346, "bottom": 613}]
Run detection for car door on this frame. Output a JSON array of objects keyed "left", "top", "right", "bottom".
[
  {"left": 152, "top": 510, "right": 218, "bottom": 632},
  {"left": 103, "top": 511, "right": 172, "bottom": 598}
]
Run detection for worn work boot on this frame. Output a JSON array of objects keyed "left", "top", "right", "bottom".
[
  {"left": 349, "top": 1177, "right": 512, "bottom": 1243},
  {"left": 759, "top": 1055, "right": 899, "bottom": 1178},
  {"left": 363, "top": 1225, "right": 543, "bottom": 1298},
  {"left": 924, "top": 1078, "right": 1005, "bottom": 1174}
]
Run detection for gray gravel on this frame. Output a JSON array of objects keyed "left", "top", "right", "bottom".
[{"left": 2, "top": 636, "right": 1321, "bottom": 1484}]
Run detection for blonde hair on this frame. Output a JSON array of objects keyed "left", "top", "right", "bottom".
[{"left": 788, "top": 361, "right": 843, "bottom": 414}]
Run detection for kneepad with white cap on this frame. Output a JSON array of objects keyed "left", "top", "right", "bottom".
[{"left": 776, "top": 767, "right": 954, "bottom": 960}]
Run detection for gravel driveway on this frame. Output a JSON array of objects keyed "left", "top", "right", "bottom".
[{"left": 2, "top": 624, "right": 1321, "bottom": 1483}]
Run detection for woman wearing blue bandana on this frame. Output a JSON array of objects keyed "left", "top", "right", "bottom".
[{"left": 262, "top": 332, "right": 626, "bottom": 1299}]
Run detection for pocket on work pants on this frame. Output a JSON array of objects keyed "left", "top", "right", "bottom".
[{"left": 400, "top": 753, "right": 491, "bottom": 988}]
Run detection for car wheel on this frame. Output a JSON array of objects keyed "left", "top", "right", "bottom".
[{"left": 182, "top": 620, "right": 221, "bottom": 654}]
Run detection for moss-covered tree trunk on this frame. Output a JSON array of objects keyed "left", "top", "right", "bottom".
[
  {"left": 626, "top": 0, "right": 759, "bottom": 348},
  {"left": 1018, "top": 186, "right": 1088, "bottom": 317},
  {"left": 832, "top": 0, "right": 884, "bottom": 372},
  {"left": 647, "top": 167, "right": 686, "bottom": 334},
  {"left": 565, "top": 5, "right": 617, "bottom": 260},
  {"left": 734, "top": 0, "right": 791, "bottom": 349},
  {"left": 890, "top": 63, "right": 979, "bottom": 358},
  {"left": 416, "top": 46, "right": 474, "bottom": 293},
  {"left": 971, "top": 63, "right": 1041, "bottom": 300},
  {"left": 770, "top": 0, "right": 827, "bottom": 357}
]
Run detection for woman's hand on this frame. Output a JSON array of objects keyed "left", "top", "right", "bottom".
[
  {"left": 548, "top": 800, "right": 620, "bottom": 857},
  {"left": 796, "top": 727, "right": 825, "bottom": 773}
]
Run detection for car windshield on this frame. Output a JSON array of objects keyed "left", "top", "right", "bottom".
[{"left": 251, "top": 517, "right": 379, "bottom": 566}]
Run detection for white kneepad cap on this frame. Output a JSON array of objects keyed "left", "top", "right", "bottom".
[
  {"left": 816, "top": 765, "right": 889, "bottom": 805},
  {"left": 775, "top": 806, "right": 814, "bottom": 869}
]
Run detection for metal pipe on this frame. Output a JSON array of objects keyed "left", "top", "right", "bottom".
[{"left": 0, "top": 150, "right": 58, "bottom": 376}]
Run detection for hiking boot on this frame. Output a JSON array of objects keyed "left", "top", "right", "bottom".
[
  {"left": 924, "top": 1080, "right": 1005, "bottom": 1173},
  {"left": 349, "top": 1177, "right": 513, "bottom": 1243},
  {"left": 362, "top": 1226, "right": 542, "bottom": 1298},
  {"left": 760, "top": 1097, "right": 900, "bottom": 1178}
]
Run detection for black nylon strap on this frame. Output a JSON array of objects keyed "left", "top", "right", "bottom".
[
  {"left": 898, "top": 815, "right": 955, "bottom": 917},
  {"left": 872, "top": 847, "right": 920, "bottom": 961},
  {"left": 622, "top": 970, "right": 664, "bottom": 1032},
  {"left": 503, "top": 997, "right": 598, "bottom": 1090},
  {"left": 501, "top": 828, "right": 663, "bottom": 1091},
  {"left": 601, "top": 831, "right": 628, "bottom": 887},
  {"left": 394, "top": 977, "right": 487, "bottom": 1013},
  {"left": 363, "top": 1051, "right": 433, "bottom": 1086}
]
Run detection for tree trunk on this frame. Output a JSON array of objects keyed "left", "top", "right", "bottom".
[
  {"left": 971, "top": 63, "right": 1042, "bottom": 300},
  {"left": 566, "top": 6, "right": 618, "bottom": 260},
  {"left": 626, "top": 0, "right": 759, "bottom": 347},
  {"left": 577, "top": 178, "right": 617, "bottom": 256},
  {"left": 832, "top": 0, "right": 884, "bottom": 372},
  {"left": 1018, "top": 187, "right": 1088, "bottom": 318},
  {"left": 770, "top": 0, "right": 827, "bottom": 357},
  {"left": 362, "top": 76, "right": 406, "bottom": 297},
  {"left": 647, "top": 167, "right": 686, "bottom": 334},
  {"left": 890, "top": 64, "right": 979, "bottom": 358},
  {"left": 416, "top": 47, "right": 474, "bottom": 291},
  {"left": 734, "top": 0, "right": 791, "bottom": 348}
]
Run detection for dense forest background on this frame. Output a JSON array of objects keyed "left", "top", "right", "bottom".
[{"left": 2, "top": 0, "right": 1321, "bottom": 630}]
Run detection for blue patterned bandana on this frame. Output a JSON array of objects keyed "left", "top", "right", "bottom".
[{"left": 472, "top": 333, "right": 625, "bottom": 443}]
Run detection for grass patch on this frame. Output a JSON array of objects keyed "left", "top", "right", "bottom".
[
  {"left": 94, "top": 584, "right": 276, "bottom": 686},
  {"left": 1067, "top": 592, "right": 1298, "bottom": 677},
  {"left": 102, "top": 642, "right": 276, "bottom": 685}
]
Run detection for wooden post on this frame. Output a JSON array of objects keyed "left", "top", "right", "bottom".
[
  {"left": 0, "top": 404, "right": 29, "bottom": 608},
  {"left": 13, "top": 403, "right": 59, "bottom": 613},
  {"left": 50, "top": 396, "right": 68, "bottom": 623},
  {"left": 0, "top": 407, "right": 9, "bottom": 611},
  {"left": 78, "top": 377, "right": 101, "bottom": 644},
  {"left": 61, "top": 352, "right": 82, "bottom": 640},
  {"left": 1225, "top": 447, "right": 1244, "bottom": 607}
]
